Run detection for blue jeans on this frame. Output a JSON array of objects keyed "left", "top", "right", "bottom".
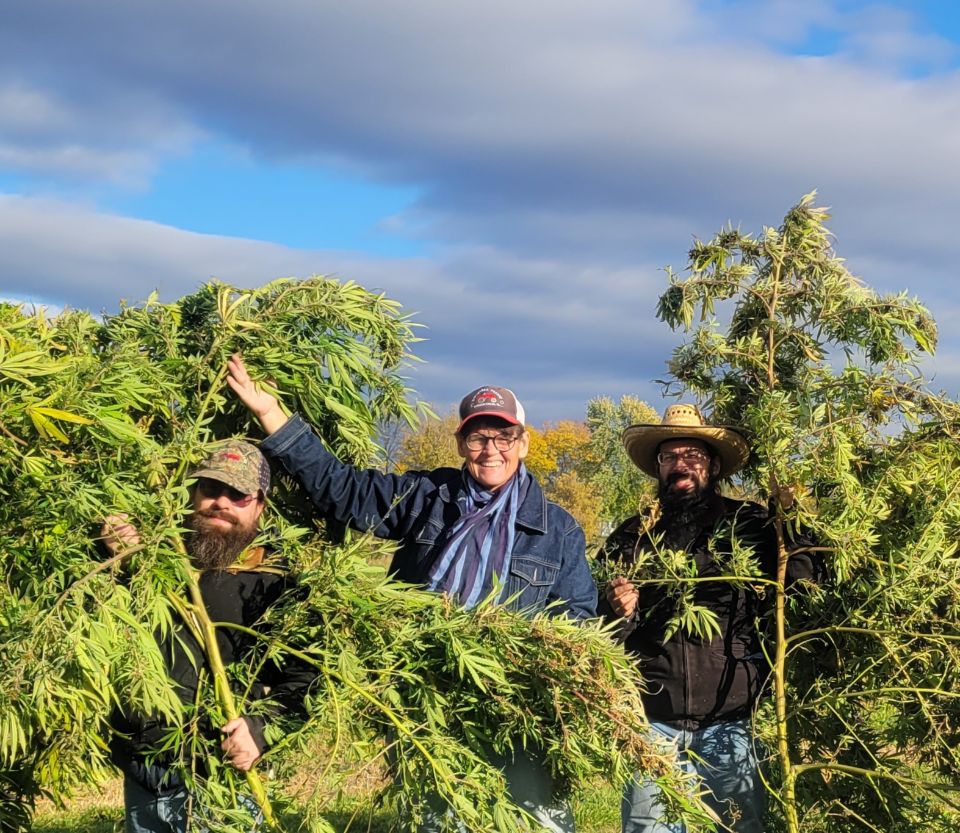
[
  {"left": 124, "top": 776, "right": 189, "bottom": 833},
  {"left": 621, "top": 719, "right": 765, "bottom": 833},
  {"left": 417, "top": 749, "right": 574, "bottom": 833},
  {"left": 123, "top": 775, "right": 261, "bottom": 833}
]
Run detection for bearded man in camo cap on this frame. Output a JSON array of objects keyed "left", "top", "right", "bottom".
[{"left": 102, "top": 440, "right": 315, "bottom": 833}]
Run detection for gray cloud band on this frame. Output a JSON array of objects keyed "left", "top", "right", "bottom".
[{"left": 1, "top": 1, "right": 957, "bottom": 415}]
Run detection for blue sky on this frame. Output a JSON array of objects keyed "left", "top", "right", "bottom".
[
  {"left": 1, "top": 0, "right": 959, "bottom": 420},
  {"left": 108, "top": 146, "right": 424, "bottom": 257},
  {"left": 0, "top": 140, "right": 424, "bottom": 257}
]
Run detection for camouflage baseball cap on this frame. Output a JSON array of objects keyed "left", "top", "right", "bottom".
[{"left": 190, "top": 440, "right": 270, "bottom": 496}]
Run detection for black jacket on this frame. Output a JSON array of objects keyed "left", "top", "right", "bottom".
[
  {"left": 110, "top": 549, "right": 315, "bottom": 792},
  {"left": 598, "top": 495, "right": 818, "bottom": 730}
]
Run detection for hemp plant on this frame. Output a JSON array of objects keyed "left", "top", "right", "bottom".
[
  {"left": 0, "top": 277, "right": 426, "bottom": 830},
  {"left": 0, "top": 278, "right": 707, "bottom": 832},
  {"left": 655, "top": 194, "right": 960, "bottom": 832}
]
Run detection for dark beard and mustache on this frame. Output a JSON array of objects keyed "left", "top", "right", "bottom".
[
  {"left": 185, "top": 511, "right": 259, "bottom": 571},
  {"left": 657, "top": 471, "right": 720, "bottom": 551}
]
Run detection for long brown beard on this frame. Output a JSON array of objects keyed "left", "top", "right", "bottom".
[{"left": 185, "top": 513, "right": 259, "bottom": 571}]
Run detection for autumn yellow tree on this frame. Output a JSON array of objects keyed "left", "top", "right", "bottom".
[
  {"left": 393, "top": 408, "right": 461, "bottom": 472},
  {"left": 525, "top": 421, "right": 602, "bottom": 541},
  {"left": 583, "top": 395, "right": 658, "bottom": 529},
  {"left": 525, "top": 420, "right": 594, "bottom": 484}
]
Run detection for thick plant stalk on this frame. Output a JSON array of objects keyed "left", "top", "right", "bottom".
[
  {"left": 744, "top": 266, "right": 800, "bottom": 821},
  {"left": 172, "top": 355, "right": 278, "bottom": 827},
  {"left": 765, "top": 254, "right": 800, "bottom": 833},
  {"left": 184, "top": 568, "right": 278, "bottom": 829},
  {"left": 770, "top": 488, "right": 799, "bottom": 833}
]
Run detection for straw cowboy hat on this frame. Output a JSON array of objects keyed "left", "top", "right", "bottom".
[{"left": 622, "top": 403, "right": 750, "bottom": 478}]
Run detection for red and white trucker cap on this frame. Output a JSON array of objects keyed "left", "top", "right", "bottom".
[{"left": 457, "top": 386, "right": 526, "bottom": 432}]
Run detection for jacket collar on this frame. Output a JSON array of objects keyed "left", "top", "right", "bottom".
[{"left": 515, "top": 475, "right": 548, "bottom": 533}]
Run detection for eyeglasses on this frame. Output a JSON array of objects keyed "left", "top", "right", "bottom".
[
  {"left": 195, "top": 478, "right": 260, "bottom": 507},
  {"left": 657, "top": 449, "right": 711, "bottom": 467},
  {"left": 463, "top": 432, "right": 521, "bottom": 452}
]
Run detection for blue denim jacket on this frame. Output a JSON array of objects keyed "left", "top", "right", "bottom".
[{"left": 260, "top": 415, "right": 596, "bottom": 620}]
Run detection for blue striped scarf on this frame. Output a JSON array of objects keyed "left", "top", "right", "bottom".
[{"left": 425, "top": 464, "right": 530, "bottom": 609}]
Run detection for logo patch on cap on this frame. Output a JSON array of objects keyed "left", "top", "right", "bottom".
[
  {"left": 189, "top": 440, "right": 270, "bottom": 497},
  {"left": 472, "top": 389, "right": 504, "bottom": 408}
]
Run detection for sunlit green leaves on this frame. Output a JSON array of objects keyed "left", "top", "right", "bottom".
[
  {"left": 0, "top": 278, "right": 708, "bottom": 833},
  {"left": 0, "top": 278, "right": 432, "bottom": 830},
  {"left": 656, "top": 193, "right": 960, "bottom": 831}
]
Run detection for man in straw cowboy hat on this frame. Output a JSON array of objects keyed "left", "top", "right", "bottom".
[{"left": 597, "top": 404, "right": 820, "bottom": 833}]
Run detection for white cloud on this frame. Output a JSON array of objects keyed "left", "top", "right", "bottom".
[
  {"left": 0, "top": 144, "right": 159, "bottom": 184},
  {"left": 0, "top": 195, "right": 685, "bottom": 415},
  {"left": 0, "top": 82, "right": 72, "bottom": 133},
  {"left": 841, "top": 6, "right": 957, "bottom": 72},
  {"left": 0, "top": 78, "right": 198, "bottom": 183}
]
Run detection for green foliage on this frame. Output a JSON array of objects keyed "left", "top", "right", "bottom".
[
  {"left": 0, "top": 279, "right": 706, "bottom": 832},
  {"left": 657, "top": 194, "right": 960, "bottom": 831},
  {"left": 582, "top": 396, "right": 659, "bottom": 527},
  {"left": 265, "top": 538, "right": 709, "bottom": 833}
]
